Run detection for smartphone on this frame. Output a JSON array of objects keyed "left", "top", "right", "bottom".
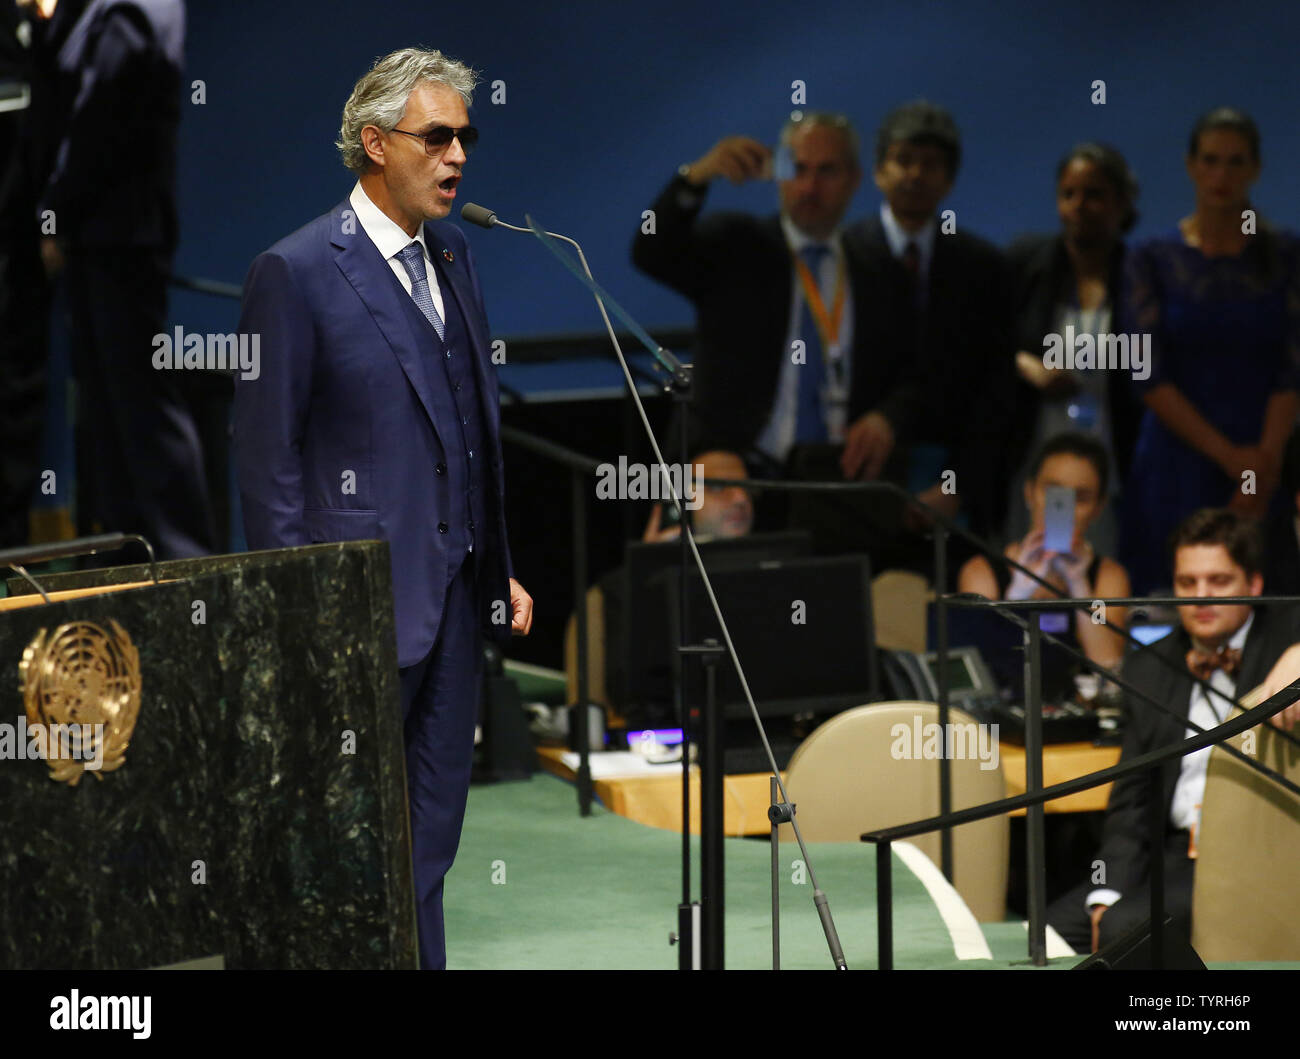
[
  {"left": 770, "top": 144, "right": 795, "bottom": 182},
  {"left": 1043, "top": 485, "right": 1076, "bottom": 553}
]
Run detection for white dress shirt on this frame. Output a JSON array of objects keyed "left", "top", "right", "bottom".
[
  {"left": 755, "top": 216, "right": 855, "bottom": 463},
  {"left": 348, "top": 181, "right": 446, "bottom": 322}
]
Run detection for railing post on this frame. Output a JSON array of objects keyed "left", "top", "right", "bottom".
[
  {"left": 571, "top": 468, "right": 592, "bottom": 816},
  {"left": 876, "top": 839, "right": 893, "bottom": 971},
  {"left": 934, "top": 524, "right": 953, "bottom": 883},
  {"left": 1024, "top": 618, "right": 1047, "bottom": 965}
]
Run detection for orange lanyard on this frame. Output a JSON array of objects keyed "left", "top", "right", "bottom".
[{"left": 792, "top": 249, "right": 846, "bottom": 358}]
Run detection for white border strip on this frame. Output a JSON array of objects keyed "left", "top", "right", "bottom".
[
  {"left": 1023, "top": 921, "right": 1078, "bottom": 959},
  {"left": 894, "top": 841, "right": 993, "bottom": 961}
]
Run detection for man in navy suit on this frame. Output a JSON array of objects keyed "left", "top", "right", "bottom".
[{"left": 233, "top": 47, "right": 533, "bottom": 970}]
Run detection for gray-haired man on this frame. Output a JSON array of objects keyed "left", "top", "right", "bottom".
[{"left": 234, "top": 47, "right": 532, "bottom": 969}]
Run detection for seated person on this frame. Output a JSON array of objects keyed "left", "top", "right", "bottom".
[
  {"left": 642, "top": 450, "right": 754, "bottom": 543},
  {"left": 959, "top": 431, "right": 1130, "bottom": 675},
  {"left": 1046, "top": 508, "right": 1300, "bottom": 954}
]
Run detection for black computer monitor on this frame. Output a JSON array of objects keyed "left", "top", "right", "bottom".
[
  {"left": 664, "top": 554, "right": 878, "bottom": 719},
  {"left": 615, "top": 531, "right": 813, "bottom": 721}
]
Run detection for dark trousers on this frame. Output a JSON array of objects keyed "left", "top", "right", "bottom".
[
  {"left": 64, "top": 247, "right": 215, "bottom": 559},
  {"left": 1046, "top": 828, "right": 1196, "bottom": 955},
  {"left": 399, "top": 551, "right": 483, "bottom": 970}
]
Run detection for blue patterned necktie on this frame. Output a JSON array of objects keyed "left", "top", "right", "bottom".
[
  {"left": 395, "top": 242, "right": 446, "bottom": 341},
  {"left": 793, "top": 243, "right": 831, "bottom": 443}
]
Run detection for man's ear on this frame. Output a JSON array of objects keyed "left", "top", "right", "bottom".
[
  {"left": 360, "top": 125, "right": 387, "bottom": 169},
  {"left": 1249, "top": 570, "right": 1265, "bottom": 597}
]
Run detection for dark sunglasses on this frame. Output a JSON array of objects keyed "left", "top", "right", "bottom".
[{"left": 391, "top": 124, "right": 479, "bottom": 156}]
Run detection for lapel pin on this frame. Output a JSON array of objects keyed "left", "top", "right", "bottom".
[{"left": 442, "top": 248, "right": 454, "bottom": 263}]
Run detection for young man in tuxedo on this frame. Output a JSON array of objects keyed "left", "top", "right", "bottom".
[
  {"left": 234, "top": 48, "right": 532, "bottom": 969},
  {"left": 1046, "top": 507, "right": 1300, "bottom": 954}
]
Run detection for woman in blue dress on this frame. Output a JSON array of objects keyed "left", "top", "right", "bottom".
[{"left": 1121, "top": 107, "right": 1300, "bottom": 593}]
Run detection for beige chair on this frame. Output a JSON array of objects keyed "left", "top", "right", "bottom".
[
  {"left": 1191, "top": 711, "right": 1300, "bottom": 960},
  {"left": 778, "top": 701, "right": 1008, "bottom": 922},
  {"left": 871, "top": 570, "right": 931, "bottom": 654}
]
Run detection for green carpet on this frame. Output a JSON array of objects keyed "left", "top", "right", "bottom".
[{"left": 445, "top": 772, "right": 1051, "bottom": 970}]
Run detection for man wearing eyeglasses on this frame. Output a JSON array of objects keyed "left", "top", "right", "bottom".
[{"left": 233, "top": 47, "right": 532, "bottom": 971}]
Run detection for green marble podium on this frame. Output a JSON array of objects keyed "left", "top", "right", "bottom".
[{"left": 0, "top": 542, "right": 417, "bottom": 969}]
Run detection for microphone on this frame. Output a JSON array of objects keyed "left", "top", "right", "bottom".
[
  {"left": 459, "top": 202, "right": 498, "bottom": 229},
  {"left": 461, "top": 202, "right": 688, "bottom": 383}
]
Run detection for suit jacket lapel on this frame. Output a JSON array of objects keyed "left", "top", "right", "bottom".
[
  {"left": 1238, "top": 608, "right": 1274, "bottom": 692},
  {"left": 330, "top": 202, "right": 442, "bottom": 436}
]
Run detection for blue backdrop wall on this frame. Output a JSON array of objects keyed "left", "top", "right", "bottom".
[{"left": 172, "top": 0, "right": 1298, "bottom": 343}]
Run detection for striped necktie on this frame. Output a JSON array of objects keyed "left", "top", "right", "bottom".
[{"left": 793, "top": 243, "right": 831, "bottom": 442}]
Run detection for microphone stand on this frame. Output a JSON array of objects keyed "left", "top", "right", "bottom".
[{"left": 462, "top": 203, "right": 848, "bottom": 970}]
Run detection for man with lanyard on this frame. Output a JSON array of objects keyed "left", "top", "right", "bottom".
[{"left": 632, "top": 111, "right": 923, "bottom": 533}]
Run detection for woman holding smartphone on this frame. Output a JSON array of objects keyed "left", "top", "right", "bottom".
[{"left": 960, "top": 432, "right": 1130, "bottom": 671}]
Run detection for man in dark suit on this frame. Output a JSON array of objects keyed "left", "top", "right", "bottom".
[
  {"left": 844, "top": 101, "right": 1014, "bottom": 545},
  {"left": 1047, "top": 508, "right": 1300, "bottom": 954},
  {"left": 233, "top": 47, "right": 533, "bottom": 970},
  {"left": 631, "top": 112, "right": 921, "bottom": 490},
  {"left": 29, "top": 0, "right": 214, "bottom": 559}
]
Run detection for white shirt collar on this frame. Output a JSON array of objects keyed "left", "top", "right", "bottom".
[
  {"left": 349, "top": 180, "right": 428, "bottom": 263},
  {"left": 779, "top": 214, "right": 842, "bottom": 258},
  {"left": 879, "top": 201, "right": 936, "bottom": 268},
  {"left": 1229, "top": 611, "right": 1254, "bottom": 652}
]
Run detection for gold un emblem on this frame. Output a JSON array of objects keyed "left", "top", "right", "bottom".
[{"left": 19, "top": 620, "right": 142, "bottom": 785}]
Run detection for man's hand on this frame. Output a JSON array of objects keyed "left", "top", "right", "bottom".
[
  {"left": 685, "top": 136, "right": 771, "bottom": 186},
  {"left": 1248, "top": 642, "right": 1300, "bottom": 730},
  {"left": 508, "top": 577, "right": 533, "bottom": 636},
  {"left": 1015, "top": 350, "right": 1078, "bottom": 398},
  {"left": 40, "top": 237, "right": 64, "bottom": 279},
  {"left": 903, "top": 481, "right": 959, "bottom": 533},
  {"left": 1089, "top": 904, "right": 1107, "bottom": 953},
  {"left": 841, "top": 411, "right": 895, "bottom": 481}
]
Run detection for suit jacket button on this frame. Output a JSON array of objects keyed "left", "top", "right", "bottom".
[
  {"left": 435, "top": 462, "right": 446, "bottom": 476},
  {"left": 437, "top": 522, "right": 448, "bottom": 533}
]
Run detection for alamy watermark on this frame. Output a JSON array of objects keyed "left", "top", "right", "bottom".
[
  {"left": 594, "top": 457, "right": 703, "bottom": 508},
  {"left": 0, "top": 716, "right": 103, "bottom": 771},
  {"left": 891, "top": 717, "right": 1000, "bottom": 771},
  {"left": 152, "top": 327, "right": 260, "bottom": 380},
  {"left": 1042, "top": 326, "right": 1150, "bottom": 381}
]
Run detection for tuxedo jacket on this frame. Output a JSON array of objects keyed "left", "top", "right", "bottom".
[
  {"left": 1097, "top": 606, "right": 1300, "bottom": 896},
  {"left": 630, "top": 175, "right": 924, "bottom": 460},
  {"left": 842, "top": 213, "right": 1016, "bottom": 538},
  {"left": 233, "top": 200, "right": 513, "bottom": 668},
  {"left": 1004, "top": 233, "right": 1141, "bottom": 483}
]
